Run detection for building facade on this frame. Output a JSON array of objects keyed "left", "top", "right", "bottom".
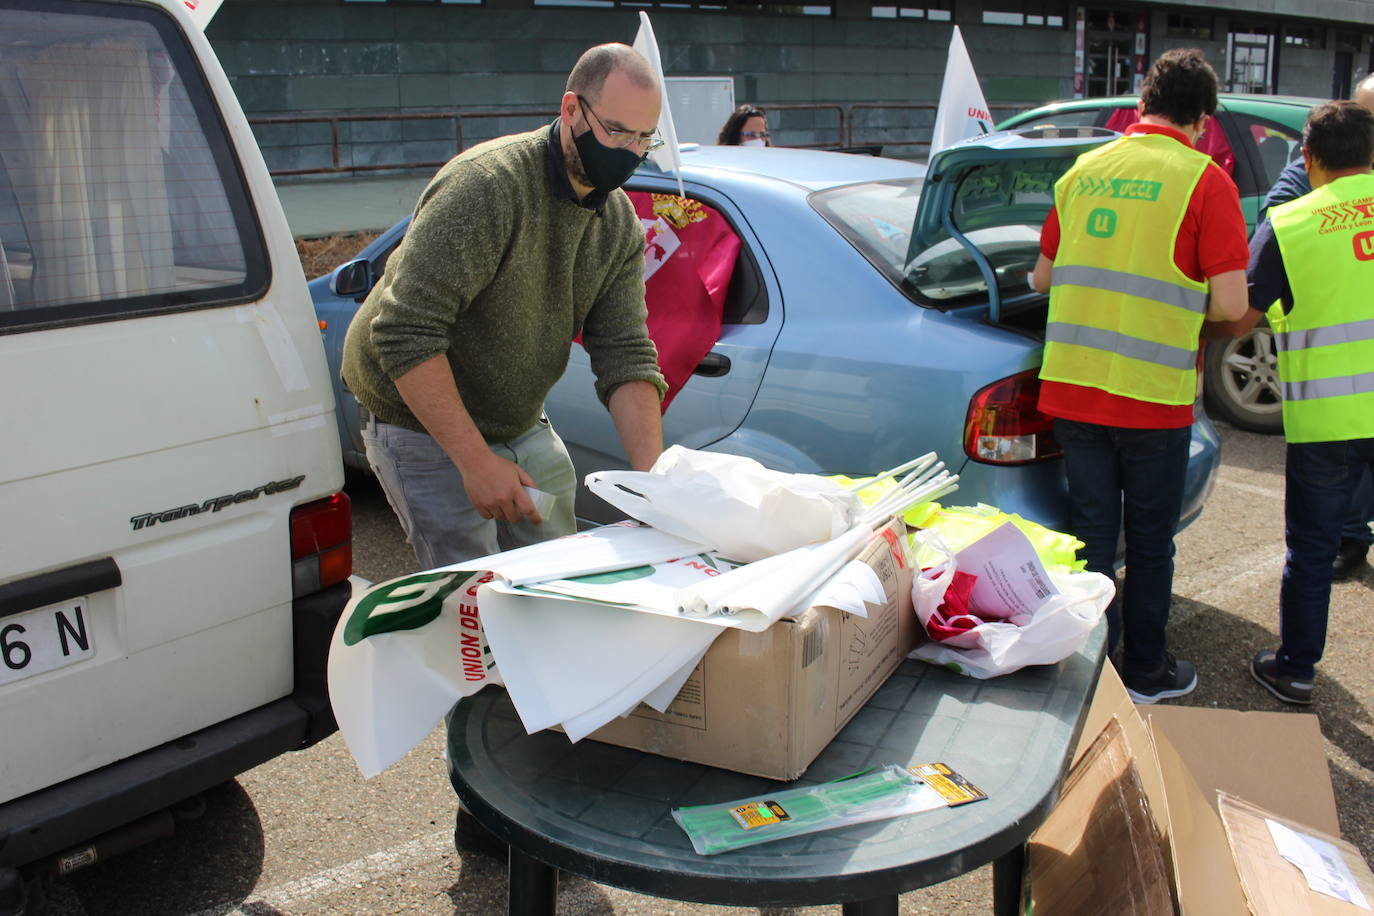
[{"left": 203, "top": 0, "right": 1374, "bottom": 174}]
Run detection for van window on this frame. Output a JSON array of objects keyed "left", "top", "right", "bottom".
[{"left": 0, "top": 0, "right": 268, "bottom": 333}]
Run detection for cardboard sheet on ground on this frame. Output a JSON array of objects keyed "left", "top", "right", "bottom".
[{"left": 476, "top": 585, "right": 725, "bottom": 741}]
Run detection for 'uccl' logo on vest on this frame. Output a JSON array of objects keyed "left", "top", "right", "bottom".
[{"left": 1354, "top": 230, "right": 1374, "bottom": 262}]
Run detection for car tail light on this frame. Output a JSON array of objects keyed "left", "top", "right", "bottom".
[
  {"left": 964, "top": 369, "right": 1062, "bottom": 465},
  {"left": 290, "top": 492, "right": 352, "bottom": 595}
]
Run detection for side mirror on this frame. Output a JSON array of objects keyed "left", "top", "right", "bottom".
[{"left": 331, "top": 258, "right": 374, "bottom": 299}]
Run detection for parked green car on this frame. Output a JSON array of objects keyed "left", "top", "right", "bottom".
[{"left": 999, "top": 94, "right": 1321, "bottom": 433}]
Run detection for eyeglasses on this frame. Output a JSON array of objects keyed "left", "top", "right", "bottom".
[
  {"left": 741, "top": 130, "right": 771, "bottom": 140},
  {"left": 577, "top": 95, "right": 666, "bottom": 153}
]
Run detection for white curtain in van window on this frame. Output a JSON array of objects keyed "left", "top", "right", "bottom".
[{"left": 16, "top": 41, "right": 173, "bottom": 307}]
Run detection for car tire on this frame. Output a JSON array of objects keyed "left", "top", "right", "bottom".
[{"left": 1202, "top": 324, "right": 1284, "bottom": 434}]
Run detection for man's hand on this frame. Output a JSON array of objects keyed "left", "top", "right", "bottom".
[{"left": 457, "top": 450, "right": 541, "bottom": 524}]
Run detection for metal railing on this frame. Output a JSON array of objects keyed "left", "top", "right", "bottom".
[
  {"left": 846, "top": 102, "right": 1040, "bottom": 151},
  {"left": 249, "top": 101, "right": 1041, "bottom": 177},
  {"left": 248, "top": 109, "right": 557, "bottom": 177}
]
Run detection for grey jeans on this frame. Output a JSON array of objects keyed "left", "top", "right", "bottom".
[{"left": 362, "top": 413, "right": 577, "bottom": 569}]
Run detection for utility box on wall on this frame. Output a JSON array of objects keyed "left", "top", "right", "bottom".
[{"left": 665, "top": 77, "right": 735, "bottom": 145}]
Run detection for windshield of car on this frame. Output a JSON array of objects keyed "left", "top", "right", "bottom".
[{"left": 813, "top": 157, "right": 1075, "bottom": 307}]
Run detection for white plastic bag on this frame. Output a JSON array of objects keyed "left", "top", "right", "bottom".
[
  {"left": 585, "top": 446, "right": 861, "bottom": 562},
  {"left": 909, "top": 530, "right": 1113, "bottom": 678}
]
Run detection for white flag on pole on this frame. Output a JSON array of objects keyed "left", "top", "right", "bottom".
[
  {"left": 929, "top": 26, "right": 994, "bottom": 156},
  {"left": 181, "top": 0, "right": 225, "bottom": 30},
  {"left": 632, "top": 11, "right": 687, "bottom": 198}
]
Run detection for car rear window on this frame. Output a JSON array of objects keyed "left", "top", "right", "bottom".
[
  {"left": 809, "top": 177, "right": 925, "bottom": 292},
  {"left": 0, "top": 0, "right": 268, "bottom": 334},
  {"left": 814, "top": 157, "right": 1072, "bottom": 307}
]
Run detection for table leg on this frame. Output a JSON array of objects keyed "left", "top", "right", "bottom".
[
  {"left": 991, "top": 843, "right": 1027, "bottom": 916},
  {"left": 508, "top": 846, "right": 558, "bottom": 916},
  {"left": 841, "top": 897, "right": 898, "bottom": 916}
]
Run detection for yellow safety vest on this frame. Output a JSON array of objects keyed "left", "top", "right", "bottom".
[
  {"left": 1042, "top": 133, "right": 1212, "bottom": 405},
  {"left": 1268, "top": 172, "right": 1374, "bottom": 443}
]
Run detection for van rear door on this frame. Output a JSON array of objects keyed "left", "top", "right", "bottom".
[{"left": 0, "top": 0, "right": 342, "bottom": 803}]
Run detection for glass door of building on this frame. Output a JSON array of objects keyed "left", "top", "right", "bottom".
[{"left": 1084, "top": 9, "right": 1137, "bottom": 96}]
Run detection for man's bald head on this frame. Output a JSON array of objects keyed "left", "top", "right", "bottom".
[
  {"left": 566, "top": 43, "right": 658, "bottom": 105},
  {"left": 1355, "top": 73, "right": 1374, "bottom": 113}
]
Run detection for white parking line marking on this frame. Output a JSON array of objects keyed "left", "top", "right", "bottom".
[
  {"left": 1215, "top": 475, "right": 1285, "bottom": 501},
  {"left": 184, "top": 828, "right": 451, "bottom": 916}
]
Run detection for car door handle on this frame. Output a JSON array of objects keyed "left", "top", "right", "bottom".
[{"left": 693, "top": 352, "right": 731, "bottom": 377}]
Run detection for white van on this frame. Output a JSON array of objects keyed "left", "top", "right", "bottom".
[{"left": 0, "top": 0, "right": 351, "bottom": 906}]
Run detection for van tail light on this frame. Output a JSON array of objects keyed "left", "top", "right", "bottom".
[
  {"left": 963, "top": 369, "right": 1062, "bottom": 465},
  {"left": 290, "top": 492, "right": 352, "bottom": 596}
]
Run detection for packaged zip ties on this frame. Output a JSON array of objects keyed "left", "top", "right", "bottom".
[{"left": 672, "top": 763, "right": 986, "bottom": 855}]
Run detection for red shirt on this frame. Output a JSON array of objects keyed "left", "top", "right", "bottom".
[{"left": 1037, "top": 123, "right": 1250, "bottom": 428}]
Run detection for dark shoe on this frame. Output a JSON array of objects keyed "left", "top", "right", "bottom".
[
  {"left": 1249, "top": 650, "right": 1313, "bottom": 705},
  {"left": 1333, "top": 539, "right": 1370, "bottom": 582},
  {"left": 454, "top": 805, "right": 507, "bottom": 861},
  {"left": 1124, "top": 654, "right": 1198, "bottom": 705}
]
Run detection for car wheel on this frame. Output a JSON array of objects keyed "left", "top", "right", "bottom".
[{"left": 1203, "top": 325, "right": 1283, "bottom": 434}]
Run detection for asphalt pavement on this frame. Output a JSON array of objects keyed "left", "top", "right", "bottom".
[{"left": 25, "top": 421, "right": 1374, "bottom": 916}]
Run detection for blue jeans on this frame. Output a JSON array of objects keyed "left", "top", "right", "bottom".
[
  {"left": 1278, "top": 437, "right": 1374, "bottom": 679},
  {"left": 1340, "top": 464, "right": 1374, "bottom": 546},
  {"left": 1054, "top": 419, "right": 1191, "bottom": 680},
  {"left": 362, "top": 414, "right": 577, "bottom": 569}
]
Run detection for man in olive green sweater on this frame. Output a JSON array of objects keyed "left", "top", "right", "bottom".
[
  {"left": 343, "top": 42, "right": 668, "bottom": 862},
  {"left": 343, "top": 43, "right": 667, "bottom": 570}
]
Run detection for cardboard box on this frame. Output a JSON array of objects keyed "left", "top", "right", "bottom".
[
  {"left": 584, "top": 518, "right": 916, "bottom": 780},
  {"left": 1217, "top": 792, "right": 1374, "bottom": 915},
  {"left": 1030, "top": 663, "right": 1350, "bottom": 915},
  {"left": 1028, "top": 717, "right": 1174, "bottom": 916}
]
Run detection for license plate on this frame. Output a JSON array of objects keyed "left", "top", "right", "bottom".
[{"left": 0, "top": 598, "right": 95, "bottom": 687}]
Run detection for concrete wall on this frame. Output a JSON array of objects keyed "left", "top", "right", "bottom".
[{"left": 204, "top": 1, "right": 1372, "bottom": 175}]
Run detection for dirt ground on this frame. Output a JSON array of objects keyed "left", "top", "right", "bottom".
[{"left": 294, "top": 231, "right": 382, "bottom": 281}]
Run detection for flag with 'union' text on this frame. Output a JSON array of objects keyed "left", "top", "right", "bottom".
[{"left": 930, "top": 26, "right": 994, "bottom": 156}]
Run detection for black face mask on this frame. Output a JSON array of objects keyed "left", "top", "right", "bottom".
[{"left": 573, "top": 125, "right": 646, "bottom": 193}]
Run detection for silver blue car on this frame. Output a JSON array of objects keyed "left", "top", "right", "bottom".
[{"left": 309, "top": 128, "right": 1221, "bottom": 533}]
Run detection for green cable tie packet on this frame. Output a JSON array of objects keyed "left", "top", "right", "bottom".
[{"left": 672, "top": 763, "right": 985, "bottom": 855}]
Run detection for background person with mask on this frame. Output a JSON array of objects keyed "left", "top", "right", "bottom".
[
  {"left": 717, "top": 104, "right": 771, "bottom": 146},
  {"left": 342, "top": 42, "right": 668, "bottom": 857}
]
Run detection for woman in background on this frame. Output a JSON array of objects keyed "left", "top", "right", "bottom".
[{"left": 717, "top": 105, "right": 771, "bottom": 146}]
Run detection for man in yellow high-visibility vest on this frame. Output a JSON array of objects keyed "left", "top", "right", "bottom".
[
  {"left": 1030, "top": 49, "right": 1250, "bottom": 704},
  {"left": 1225, "top": 101, "right": 1374, "bottom": 705}
]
